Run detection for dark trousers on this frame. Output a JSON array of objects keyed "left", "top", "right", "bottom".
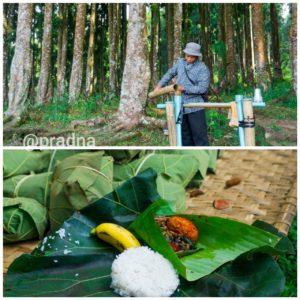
[{"left": 182, "top": 110, "right": 209, "bottom": 146}]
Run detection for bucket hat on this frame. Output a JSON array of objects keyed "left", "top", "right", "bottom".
[{"left": 183, "top": 42, "right": 202, "bottom": 57}]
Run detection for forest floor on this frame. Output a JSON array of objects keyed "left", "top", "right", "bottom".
[{"left": 3, "top": 82, "right": 296, "bottom": 146}]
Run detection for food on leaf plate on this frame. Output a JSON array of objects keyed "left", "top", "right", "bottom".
[
  {"left": 155, "top": 216, "right": 199, "bottom": 253},
  {"left": 91, "top": 223, "right": 141, "bottom": 252}
]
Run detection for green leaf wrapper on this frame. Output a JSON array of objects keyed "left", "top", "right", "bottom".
[{"left": 4, "top": 197, "right": 48, "bottom": 244}]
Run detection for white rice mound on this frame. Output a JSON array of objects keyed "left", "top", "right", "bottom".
[{"left": 111, "top": 246, "right": 180, "bottom": 297}]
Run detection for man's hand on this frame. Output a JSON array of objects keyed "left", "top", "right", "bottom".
[
  {"left": 155, "top": 84, "right": 162, "bottom": 91},
  {"left": 177, "top": 85, "right": 185, "bottom": 92}
]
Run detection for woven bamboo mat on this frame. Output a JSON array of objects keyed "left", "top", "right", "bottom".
[
  {"left": 186, "top": 150, "right": 297, "bottom": 235},
  {"left": 4, "top": 150, "right": 297, "bottom": 274}
]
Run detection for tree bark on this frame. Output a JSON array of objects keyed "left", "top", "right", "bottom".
[
  {"left": 289, "top": 3, "right": 297, "bottom": 94},
  {"left": 224, "top": 4, "right": 237, "bottom": 89},
  {"left": 7, "top": 3, "right": 33, "bottom": 117},
  {"left": 3, "top": 13, "right": 9, "bottom": 105},
  {"left": 108, "top": 4, "right": 119, "bottom": 94},
  {"left": 150, "top": 4, "right": 159, "bottom": 87},
  {"left": 244, "top": 4, "right": 254, "bottom": 85},
  {"left": 166, "top": 4, "right": 174, "bottom": 68},
  {"left": 69, "top": 4, "right": 86, "bottom": 102},
  {"left": 183, "top": 4, "right": 189, "bottom": 46},
  {"left": 251, "top": 4, "right": 271, "bottom": 90},
  {"left": 120, "top": 4, "right": 127, "bottom": 78},
  {"left": 270, "top": 4, "right": 283, "bottom": 80},
  {"left": 85, "top": 3, "right": 96, "bottom": 96},
  {"left": 234, "top": 5, "right": 245, "bottom": 83},
  {"left": 36, "top": 3, "right": 53, "bottom": 104},
  {"left": 173, "top": 4, "right": 182, "bottom": 63},
  {"left": 118, "top": 4, "right": 150, "bottom": 129}
]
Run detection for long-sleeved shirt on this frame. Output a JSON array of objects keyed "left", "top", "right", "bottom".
[{"left": 159, "top": 58, "right": 210, "bottom": 114}]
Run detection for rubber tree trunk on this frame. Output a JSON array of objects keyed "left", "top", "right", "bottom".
[
  {"left": 69, "top": 4, "right": 86, "bottom": 102},
  {"left": 244, "top": 4, "right": 254, "bottom": 85},
  {"left": 7, "top": 3, "right": 33, "bottom": 117},
  {"left": 3, "top": 14, "right": 9, "bottom": 105},
  {"left": 173, "top": 4, "right": 182, "bottom": 63},
  {"left": 166, "top": 4, "right": 174, "bottom": 68},
  {"left": 251, "top": 3, "right": 271, "bottom": 91},
  {"left": 118, "top": 4, "right": 150, "bottom": 129},
  {"left": 108, "top": 4, "right": 119, "bottom": 94},
  {"left": 234, "top": 5, "right": 245, "bottom": 83},
  {"left": 270, "top": 4, "right": 283, "bottom": 80},
  {"left": 150, "top": 4, "right": 159, "bottom": 88},
  {"left": 57, "top": 4, "right": 68, "bottom": 96},
  {"left": 289, "top": 3, "right": 297, "bottom": 94},
  {"left": 224, "top": 4, "right": 237, "bottom": 89},
  {"left": 183, "top": 4, "right": 189, "bottom": 46},
  {"left": 86, "top": 3, "right": 96, "bottom": 96},
  {"left": 36, "top": 3, "right": 53, "bottom": 104}
]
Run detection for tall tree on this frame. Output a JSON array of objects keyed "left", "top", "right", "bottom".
[
  {"left": 234, "top": 5, "right": 245, "bottom": 83},
  {"left": 118, "top": 4, "right": 150, "bottom": 129},
  {"left": 120, "top": 4, "right": 127, "bottom": 77},
  {"left": 183, "top": 4, "right": 189, "bottom": 46},
  {"left": 270, "top": 4, "right": 283, "bottom": 80},
  {"left": 244, "top": 4, "right": 254, "bottom": 85},
  {"left": 86, "top": 3, "right": 96, "bottom": 96},
  {"left": 36, "top": 3, "right": 53, "bottom": 104},
  {"left": 173, "top": 4, "right": 182, "bottom": 63},
  {"left": 57, "top": 4, "right": 68, "bottom": 96},
  {"left": 199, "top": 4, "right": 213, "bottom": 83},
  {"left": 3, "top": 12, "right": 10, "bottom": 104},
  {"left": 289, "top": 3, "right": 297, "bottom": 93},
  {"left": 108, "top": 4, "right": 119, "bottom": 94},
  {"left": 150, "top": 4, "right": 160, "bottom": 87},
  {"left": 251, "top": 4, "right": 271, "bottom": 90},
  {"left": 224, "top": 4, "right": 237, "bottom": 89},
  {"left": 7, "top": 4, "right": 33, "bottom": 117},
  {"left": 166, "top": 4, "right": 174, "bottom": 68},
  {"left": 69, "top": 4, "right": 86, "bottom": 102}
]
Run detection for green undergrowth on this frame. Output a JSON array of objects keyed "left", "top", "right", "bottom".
[{"left": 4, "top": 80, "right": 296, "bottom": 146}]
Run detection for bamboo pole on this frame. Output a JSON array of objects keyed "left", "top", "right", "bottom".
[
  {"left": 242, "top": 99, "right": 255, "bottom": 146},
  {"left": 165, "top": 102, "right": 176, "bottom": 146},
  {"left": 184, "top": 103, "right": 231, "bottom": 108},
  {"left": 148, "top": 84, "right": 178, "bottom": 98}
]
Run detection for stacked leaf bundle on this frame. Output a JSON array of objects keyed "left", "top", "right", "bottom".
[{"left": 3, "top": 149, "right": 218, "bottom": 244}]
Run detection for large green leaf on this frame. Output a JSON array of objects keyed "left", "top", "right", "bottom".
[
  {"left": 49, "top": 151, "right": 114, "bottom": 231},
  {"left": 3, "top": 197, "right": 48, "bottom": 244},
  {"left": 113, "top": 153, "right": 205, "bottom": 212},
  {"left": 3, "top": 172, "right": 52, "bottom": 207},
  {"left": 3, "top": 150, "right": 51, "bottom": 178},
  {"left": 175, "top": 253, "right": 285, "bottom": 297},
  {"left": 4, "top": 169, "right": 160, "bottom": 296},
  {"left": 129, "top": 200, "right": 283, "bottom": 281}
]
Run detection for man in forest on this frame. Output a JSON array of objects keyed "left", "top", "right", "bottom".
[{"left": 155, "top": 42, "right": 210, "bottom": 146}]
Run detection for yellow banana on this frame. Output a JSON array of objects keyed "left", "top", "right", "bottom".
[{"left": 90, "top": 223, "right": 141, "bottom": 252}]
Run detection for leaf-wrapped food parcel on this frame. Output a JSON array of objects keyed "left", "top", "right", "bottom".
[
  {"left": 3, "top": 172, "right": 52, "bottom": 207},
  {"left": 4, "top": 197, "right": 48, "bottom": 244},
  {"left": 3, "top": 150, "right": 51, "bottom": 178},
  {"left": 49, "top": 151, "right": 114, "bottom": 231},
  {"left": 104, "top": 150, "right": 144, "bottom": 164}
]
